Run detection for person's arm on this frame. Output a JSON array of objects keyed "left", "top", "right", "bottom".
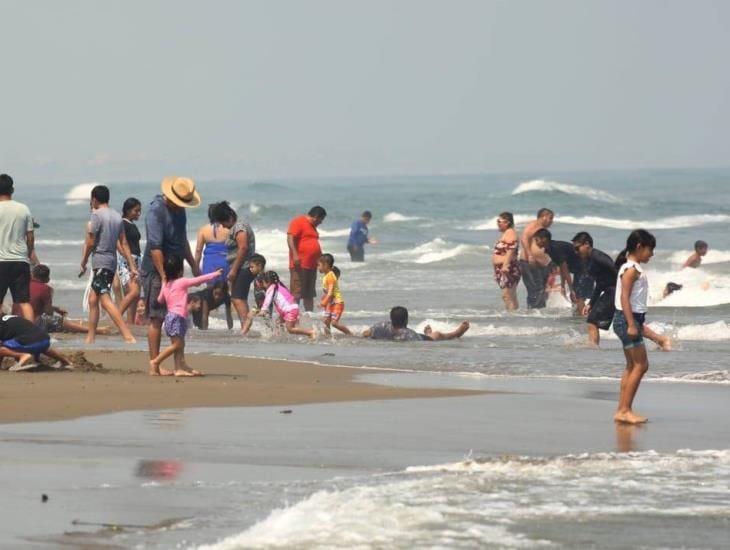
[
  {"left": 259, "top": 286, "right": 274, "bottom": 314},
  {"left": 80, "top": 221, "right": 95, "bottom": 275},
  {"left": 227, "top": 230, "right": 249, "bottom": 286},
  {"left": 151, "top": 249, "right": 166, "bottom": 281},
  {"left": 287, "top": 233, "right": 300, "bottom": 269},
  {"left": 194, "top": 227, "right": 205, "bottom": 273},
  {"left": 559, "top": 261, "right": 574, "bottom": 298},
  {"left": 26, "top": 231, "right": 36, "bottom": 263},
  {"left": 200, "top": 299, "right": 210, "bottom": 330},
  {"left": 682, "top": 253, "right": 698, "bottom": 269},
  {"left": 118, "top": 230, "right": 137, "bottom": 278},
  {"left": 320, "top": 275, "right": 334, "bottom": 308},
  {"left": 225, "top": 299, "right": 234, "bottom": 329},
  {"left": 180, "top": 270, "right": 222, "bottom": 290},
  {"left": 185, "top": 238, "right": 199, "bottom": 277},
  {"left": 620, "top": 268, "right": 640, "bottom": 339},
  {"left": 157, "top": 284, "right": 167, "bottom": 305},
  {"left": 146, "top": 206, "right": 166, "bottom": 280}
]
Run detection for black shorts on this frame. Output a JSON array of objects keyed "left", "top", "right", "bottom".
[
  {"left": 141, "top": 270, "right": 166, "bottom": 320},
  {"left": 587, "top": 287, "right": 616, "bottom": 330},
  {"left": 0, "top": 261, "right": 31, "bottom": 303},
  {"left": 231, "top": 266, "right": 255, "bottom": 301},
  {"left": 347, "top": 244, "right": 365, "bottom": 262},
  {"left": 290, "top": 268, "right": 317, "bottom": 300},
  {"left": 91, "top": 268, "right": 115, "bottom": 295}
]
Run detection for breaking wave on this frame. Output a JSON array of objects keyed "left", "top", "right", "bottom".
[
  {"left": 383, "top": 212, "right": 423, "bottom": 223},
  {"left": 65, "top": 182, "right": 101, "bottom": 205},
  {"left": 512, "top": 179, "right": 622, "bottom": 203}
]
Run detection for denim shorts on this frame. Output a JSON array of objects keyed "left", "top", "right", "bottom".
[{"left": 612, "top": 310, "right": 646, "bottom": 349}]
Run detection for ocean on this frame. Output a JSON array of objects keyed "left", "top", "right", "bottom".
[{"left": 7, "top": 168, "right": 730, "bottom": 548}]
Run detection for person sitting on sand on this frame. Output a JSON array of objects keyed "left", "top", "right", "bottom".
[
  {"left": 254, "top": 271, "right": 315, "bottom": 338},
  {"left": 683, "top": 240, "right": 708, "bottom": 269},
  {"left": 12, "top": 264, "right": 112, "bottom": 335},
  {"left": 149, "top": 256, "right": 222, "bottom": 376},
  {"left": 362, "top": 306, "right": 470, "bottom": 341},
  {"left": 0, "top": 313, "right": 73, "bottom": 371}
]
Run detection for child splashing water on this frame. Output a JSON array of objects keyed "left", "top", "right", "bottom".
[
  {"left": 318, "top": 254, "right": 351, "bottom": 336},
  {"left": 256, "top": 271, "right": 315, "bottom": 338},
  {"left": 612, "top": 229, "right": 656, "bottom": 424},
  {"left": 149, "top": 256, "right": 222, "bottom": 376}
]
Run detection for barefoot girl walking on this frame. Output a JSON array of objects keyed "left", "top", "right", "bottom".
[
  {"left": 149, "top": 256, "right": 222, "bottom": 376},
  {"left": 612, "top": 229, "right": 656, "bottom": 424}
]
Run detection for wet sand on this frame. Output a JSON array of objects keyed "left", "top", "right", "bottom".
[{"left": 0, "top": 350, "right": 481, "bottom": 423}]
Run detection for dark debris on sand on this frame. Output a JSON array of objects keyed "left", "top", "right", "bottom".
[{"left": 0, "top": 351, "right": 106, "bottom": 372}]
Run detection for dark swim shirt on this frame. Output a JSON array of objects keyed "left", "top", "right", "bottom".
[
  {"left": 368, "top": 321, "right": 428, "bottom": 341},
  {"left": 0, "top": 314, "right": 49, "bottom": 345},
  {"left": 545, "top": 240, "right": 582, "bottom": 273},
  {"left": 587, "top": 248, "right": 618, "bottom": 304}
]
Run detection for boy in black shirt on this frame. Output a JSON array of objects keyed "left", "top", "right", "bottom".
[{"left": 0, "top": 313, "right": 72, "bottom": 371}]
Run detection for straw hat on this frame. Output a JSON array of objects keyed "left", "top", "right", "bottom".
[{"left": 161, "top": 176, "right": 201, "bottom": 208}]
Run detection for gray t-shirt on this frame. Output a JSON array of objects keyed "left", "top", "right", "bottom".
[
  {"left": 226, "top": 221, "right": 256, "bottom": 267},
  {"left": 0, "top": 200, "right": 34, "bottom": 262},
  {"left": 90, "top": 207, "right": 123, "bottom": 272},
  {"left": 368, "top": 321, "right": 428, "bottom": 342}
]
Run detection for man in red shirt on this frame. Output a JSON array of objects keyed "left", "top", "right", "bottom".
[{"left": 287, "top": 206, "right": 326, "bottom": 312}]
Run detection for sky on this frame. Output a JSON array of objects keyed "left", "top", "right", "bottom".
[{"left": 1, "top": 0, "right": 729, "bottom": 184}]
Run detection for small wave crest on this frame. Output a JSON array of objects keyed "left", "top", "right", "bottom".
[
  {"left": 667, "top": 249, "right": 730, "bottom": 266},
  {"left": 383, "top": 211, "right": 423, "bottom": 223},
  {"left": 378, "top": 238, "right": 485, "bottom": 264},
  {"left": 512, "top": 179, "right": 622, "bottom": 203},
  {"left": 556, "top": 213, "right": 730, "bottom": 230}
]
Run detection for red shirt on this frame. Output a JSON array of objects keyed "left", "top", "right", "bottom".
[
  {"left": 12, "top": 280, "right": 52, "bottom": 319},
  {"left": 288, "top": 215, "right": 321, "bottom": 270}
]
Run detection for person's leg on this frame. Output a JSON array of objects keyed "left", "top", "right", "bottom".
[
  {"left": 172, "top": 339, "right": 202, "bottom": 376},
  {"left": 150, "top": 337, "right": 182, "bottom": 375},
  {"left": 425, "top": 321, "right": 470, "bottom": 340},
  {"left": 587, "top": 322, "right": 600, "bottom": 346},
  {"left": 501, "top": 288, "right": 517, "bottom": 311},
  {"left": 112, "top": 273, "right": 124, "bottom": 308},
  {"left": 302, "top": 269, "right": 316, "bottom": 312},
  {"left": 86, "top": 290, "right": 100, "bottom": 344},
  {"left": 44, "top": 347, "right": 72, "bottom": 367},
  {"left": 0, "top": 345, "right": 33, "bottom": 365},
  {"left": 642, "top": 324, "right": 672, "bottom": 351},
  {"left": 322, "top": 315, "right": 332, "bottom": 336},
  {"left": 118, "top": 279, "right": 140, "bottom": 323},
  {"left": 232, "top": 299, "right": 249, "bottom": 331},
  {"left": 615, "top": 345, "right": 649, "bottom": 424},
  {"left": 285, "top": 321, "right": 315, "bottom": 338},
  {"left": 331, "top": 320, "right": 351, "bottom": 335},
  {"left": 100, "top": 294, "right": 136, "bottom": 343},
  {"left": 148, "top": 318, "right": 163, "bottom": 361},
  {"left": 15, "top": 303, "right": 34, "bottom": 322}
]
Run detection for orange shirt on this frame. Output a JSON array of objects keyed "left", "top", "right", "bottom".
[{"left": 288, "top": 215, "right": 321, "bottom": 270}]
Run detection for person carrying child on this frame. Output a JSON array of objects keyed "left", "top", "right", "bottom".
[
  {"left": 149, "top": 256, "right": 222, "bottom": 376},
  {"left": 317, "top": 254, "right": 351, "bottom": 335},
  {"left": 254, "top": 271, "right": 315, "bottom": 338},
  {"left": 0, "top": 313, "right": 72, "bottom": 371},
  {"left": 612, "top": 229, "right": 656, "bottom": 424}
]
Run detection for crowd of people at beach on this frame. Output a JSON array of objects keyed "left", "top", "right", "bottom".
[{"left": 0, "top": 173, "right": 710, "bottom": 423}]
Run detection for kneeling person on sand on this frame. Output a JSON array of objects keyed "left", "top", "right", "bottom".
[
  {"left": 0, "top": 313, "right": 72, "bottom": 371},
  {"left": 363, "top": 306, "right": 470, "bottom": 341}
]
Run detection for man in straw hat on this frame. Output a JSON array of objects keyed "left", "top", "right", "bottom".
[{"left": 140, "top": 176, "right": 201, "bottom": 375}]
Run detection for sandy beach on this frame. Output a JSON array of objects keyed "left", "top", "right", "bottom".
[{"left": 0, "top": 349, "right": 481, "bottom": 423}]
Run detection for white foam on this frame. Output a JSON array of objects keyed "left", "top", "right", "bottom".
[
  {"left": 469, "top": 214, "right": 535, "bottom": 231},
  {"left": 646, "top": 267, "right": 730, "bottom": 307},
  {"left": 512, "top": 179, "right": 622, "bottom": 203},
  {"left": 383, "top": 211, "right": 423, "bottom": 223},
  {"left": 667, "top": 249, "right": 730, "bottom": 266},
  {"left": 36, "top": 239, "right": 84, "bottom": 247},
  {"left": 649, "top": 320, "right": 730, "bottom": 341},
  {"left": 377, "top": 238, "right": 486, "bottom": 264},
  {"left": 414, "top": 319, "right": 557, "bottom": 337},
  {"left": 64, "top": 182, "right": 101, "bottom": 205},
  {"left": 318, "top": 228, "right": 351, "bottom": 238},
  {"left": 555, "top": 213, "right": 730, "bottom": 230}
]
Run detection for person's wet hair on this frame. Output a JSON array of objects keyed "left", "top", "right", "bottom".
[
  {"left": 498, "top": 212, "right": 515, "bottom": 228},
  {"left": 91, "top": 185, "right": 110, "bottom": 204},
  {"left": 615, "top": 229, "right": 656, "bottom": 269},
  {"left": 694, "top": 240, "right": 708, "bottom": 251},
  {"left": 533, "top": 228, "right": 552, "bottom": 243},
  {"left": 319, "top": 253, "right": 335, "bottom": 267},
  {"left": 208, "top": 201, "right": 237, "bottom": 224},
  {"left": 390, "top": 306, "right": 409, "bottom": 329},
  {"left": 572, "top": 231, "right": 594, "bottom": 248},
  {"left": 333, "top": 266, "right": 341, "bottom": 279},
  {"left": 537, "top": 208, "right": 554, "bottom": 218},
  {"left": 122, "top": 197, "right": 141, "bottom": 218},
  {"left": 362, "top": 210, "right": 372, "bottom": 219},
  {"left": 249, "top": 253, "right": 266, "bottom": 268},
  {"left": 32, "top": 264, "right": 51, "bottom": 283},
  {"left": 665, "top": 282, "right": 683, "bottom": 296},
  {"left": 308, "top": 205, "right": 327, "bottom": 219},
  {"left": 163, "top": 255, "right": 184, "bottom": 280},
  {"left": 0, "top": 173, "right": 14, "bottom": 195}
]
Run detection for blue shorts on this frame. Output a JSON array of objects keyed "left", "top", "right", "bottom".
[
  {"left": 163, "top": 312, "right": 188, "bottom": 339},
  {"left": 612, "top": 311, "right": 645, "bottom": 349},
  {"left": 3, "top": 338, "right": 51, "bottom": 359}
]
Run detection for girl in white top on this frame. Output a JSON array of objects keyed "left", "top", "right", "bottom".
[{"left": 612, "top": 229, "right": 656, "bottom": 425}]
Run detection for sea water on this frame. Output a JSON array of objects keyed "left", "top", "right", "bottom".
[{"left": 9, "top": 169, "right": 730, "bottom": 548}]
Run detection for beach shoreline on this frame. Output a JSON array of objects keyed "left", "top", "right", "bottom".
[{"left": 0, "top": 349, "right": 483, "bottom": 424}]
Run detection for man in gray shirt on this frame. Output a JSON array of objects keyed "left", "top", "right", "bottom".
[
  {"left": 0, "top": 174, "right": 36, "bottom": 321},
  {"left": 80, "top": 185, "right": 137, "bottom": 344}
]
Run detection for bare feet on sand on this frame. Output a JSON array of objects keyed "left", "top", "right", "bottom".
[
  {"left": 148, "top": 361, "right": 174, "bottom": 376},
  {"left": 124, "top": 336, "right": 137, "bottom": 344},
  {"left": 85, "top": 336, "right": 95, "bottom": 344},
  {"left": 174, "top": 368, "right": 203, "bottom": 377},
  {"left": 614, "top": 411, "right": 648, "bottom": 424}
]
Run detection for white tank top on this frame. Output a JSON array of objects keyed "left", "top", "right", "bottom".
[{"left": 614, "top": 259, "right": 649, "bottom": 313}]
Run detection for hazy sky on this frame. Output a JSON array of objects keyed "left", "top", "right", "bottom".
[{"left": 1, "top": 0, "right": 729, "bottom": 183}]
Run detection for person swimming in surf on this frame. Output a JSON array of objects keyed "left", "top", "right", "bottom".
[
  {"left": 683, "top": 240, "right": 708, "bottom": 269},
  {"left": 362, "top": 306, "right": 470, "bottom": 341}
]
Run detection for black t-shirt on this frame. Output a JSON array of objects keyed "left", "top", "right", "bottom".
[
  {"left": 190, "top": 288, "right": 230, "bottom": 328},
  {"left": 588, "top": 249, "right": 618, "bottom": 303},
  {"left": 0, "top": 314, "right": 49, "bottom": 344},
  {"left": 545, "top": 241, "right": 581, "bottom": 273},
  {"left": 123, "top": 219, "right": 142, "bottom": 257}
]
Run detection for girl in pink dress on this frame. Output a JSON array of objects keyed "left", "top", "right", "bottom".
[
  {"left": 257, "top": 271, "right": 315, "bottom": 338},
  {"left": 149, "top": 256, "right": 222, "bottom": 376}
]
